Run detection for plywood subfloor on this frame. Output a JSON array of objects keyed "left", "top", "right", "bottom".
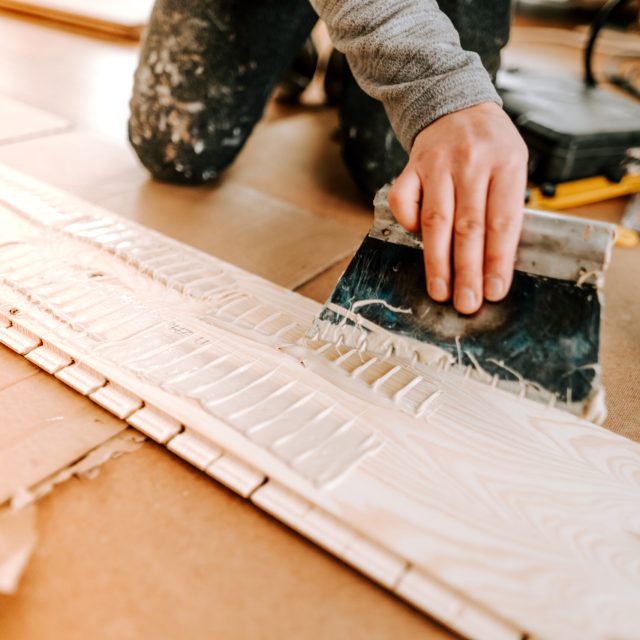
[
  {"left": 0, "top": 95, "right": 69, "bottom": 144},
  {"left": 0, "top": 371, "right": 126, "bottom": 504},
  {"left": 0, "top": 7, "right": 638, "bottom": 640},
  {"left": 0, "top": 441, "right": 451, "bottom": 640},
  {"left": 600, "top": 245, "right": 640, "bottom": 441}
]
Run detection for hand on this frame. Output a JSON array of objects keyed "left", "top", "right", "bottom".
[{"left": 388, "top": 102, "right": 528, "bottom": 315}]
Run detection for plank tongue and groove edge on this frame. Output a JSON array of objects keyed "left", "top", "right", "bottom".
[
  {"left": 0, "top": 163, "right": 639, "bottom": 640},
  {"left": 0, "top": 96, "right": 70, "bottom": 146},
  {"left": 0, "top": 0, "right": 152, "bottom": 39}
]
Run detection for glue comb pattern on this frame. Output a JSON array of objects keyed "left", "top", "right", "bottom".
[{"left": 0, "top": 165, "right": 639, "bottom": 640}]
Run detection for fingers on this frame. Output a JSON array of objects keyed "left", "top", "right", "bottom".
[
  {"left": 484, "top": 165, "right": 527, "bottom": 301},
  {"left": 420, "top": 172, "right": 455, "bottom": 302},
  {"left": 388, "top": 168, "right": 422, "bottom": 233},
  {"left": 390, "top": 165, "right": 455, "bottom": 302},
  {"left": 391, "top": 102, "right": 528, "bottom": 315},
  {"left": 393, "top": 163, "right": 520, "bottom": 314},
  {"left": 452, "top": 170, "right": 490, "bottom": 314}
]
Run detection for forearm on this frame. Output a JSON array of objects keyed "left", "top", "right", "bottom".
[{"left": 310, "top": 0, "right": 501, "bottom": 149}]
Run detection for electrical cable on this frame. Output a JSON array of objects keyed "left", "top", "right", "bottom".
[{"left": 584, "top": 0, "right": 634, "bottom": 86}]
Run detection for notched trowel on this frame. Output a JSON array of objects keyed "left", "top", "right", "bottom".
[{"left": 310, "top": 185, "right": 615, "bottom": 422}]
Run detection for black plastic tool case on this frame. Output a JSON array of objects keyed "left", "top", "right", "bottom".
[{"left": 498, "top": 69, "right": 640, "bottom": 183}]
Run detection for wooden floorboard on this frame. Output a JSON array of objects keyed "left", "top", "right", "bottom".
[
  {"left": 0, "top": 95, "right": 70, "bottom": 144},
  {"left": 0, "top": 130, "right": 361, "bottom": 289},
  {"left": 0, "top": 8, "right": 638, "bottom": 640}
]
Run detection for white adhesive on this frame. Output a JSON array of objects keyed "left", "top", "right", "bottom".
[
  {"left": 350, "top": 299, "right": 412, "bottom": 315},
  {"left": 1, "top": 166, "right": 639, "bottom": 640}
]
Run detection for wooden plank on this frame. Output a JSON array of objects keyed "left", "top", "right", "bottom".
[
  {"left": 0, "top": 95, "right": 70, "bottom": 145},
  {"left": 1, "top": 165, "right": 639, "bottom": 639},
  {"left": 0, "top": 131, "right": 361, "bottom": 289},
  {"left": 0, "top": 15, "right": 139, "bottom": 141},
  {"left": 0, "top": 346, "right": 39, "bottom": 391},
  {"left": 0, "top": 0, "right": 152, "bottom": 39}
]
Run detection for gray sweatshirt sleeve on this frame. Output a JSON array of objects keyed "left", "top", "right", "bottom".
[{"left": 309, "top": 0, "right": 502, "bottom": 150}]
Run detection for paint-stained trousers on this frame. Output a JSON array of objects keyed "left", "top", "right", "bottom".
[{"left": 129, "top": 0, "right": 511, "bottom": 198}]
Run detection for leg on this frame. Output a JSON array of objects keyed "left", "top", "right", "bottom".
[
  {"left": 338, "top": 65, "right": 408, "bottom": 200},
  {"left": 437, "top": 0, "right": 512, "bottom": 79},
  {"left": 337, "top": 0, "right": 512, "bottom": 199},
  {"left": 129, "top": 0, "right": 317, "bottom": 183}
]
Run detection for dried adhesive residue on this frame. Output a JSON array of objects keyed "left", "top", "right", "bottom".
[
  {"left": 313, "top": 305, "right": 453, "bottom": 367},
  {"left": 11, "top": 430, "right": 145, "bottom": 509},
  {"left": 0, "top": 504, "right": 36, "bottom": 594},
  {"left": 0, "top": 431, "right": 144, "bottom": 596},
  {"left": 350, "top": 299, "right": 412, "bottom": 315},
  {"left": 582, "top": 386, "right": 608, "bottom": 425}
]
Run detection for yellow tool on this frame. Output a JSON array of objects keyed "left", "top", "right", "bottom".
[
  {"left": 527, "top": 173, "right": 640, "bottom": 211},
  {"left": 527, "top": 173, "right": 640, "bottom": 248},
  {"left": 615, "top": 225, "right": 639, "bottom": 248}
]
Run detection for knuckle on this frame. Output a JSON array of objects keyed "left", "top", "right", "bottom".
[
  {"left": 505, "top": 157, "right": 526, "bottom": 173},
  {"left": 413, "top": 150, "right": 430, "bottom": 165},
  {"left": 454, "top": 265, "right": 475, "bottom": 278},
  {"left": 421, "top": 209, "right": 450, "bottom": 229},
  {"left": 500, "top": 156, "right": 521, "bottom": 172},
  {"left": 425, "top": 150, "right": 447, "bottom": 167},
  {"left": 457, "top": 143, "right": 477, "bottom": 164},
  {"left": 487, "top": 215, "right": 520, "bottom": 234},
  {"left": 500, "top": 145, "right": 529, "bottom": 170},
  {"left": 454, "top": 214, "right": 484, "bottom": 237}
]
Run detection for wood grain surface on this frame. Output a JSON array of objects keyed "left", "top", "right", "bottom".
[
  {"left": 0, "top": 96, "right": 70, "bottom": 145},
  {"left": 0, "top": 10, "right": 638, "bottom": 640},
  {"left": 0, "top": 0, "right": 152, "bottom": 38},
  {"left": 0, "top": 131, "right": 361, "bottom": 290},
  {"left": 1, "top": 166, "right": 639, "bottom": 640}
]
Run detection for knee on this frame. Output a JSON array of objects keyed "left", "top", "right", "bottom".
[
  {"left": 128, "top": 36, "right": 255, "bottom": 184},
  {"left": 128, "top": 128, "right": 242, "bottom": 185},
  {"left": 128, "top": 98, "right": 248, "bottom": 184}
]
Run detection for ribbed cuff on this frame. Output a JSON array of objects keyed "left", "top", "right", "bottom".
[{"left": 392, "top": 65, "right": 502, "bottom": 151}]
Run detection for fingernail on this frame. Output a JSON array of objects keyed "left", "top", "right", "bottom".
[
  {"left": 454, "top": 287, "right": 476, "bottom": 313},
  {"left": 484, "top": 276, "right": 504, "bottom": 300},
  {"left": 428, "top": 277, "right": 448, "bottom": 300}
]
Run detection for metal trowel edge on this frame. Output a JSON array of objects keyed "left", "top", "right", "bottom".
[{"left": 309, "top": 185, "right": 616, "bottom": 422}]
